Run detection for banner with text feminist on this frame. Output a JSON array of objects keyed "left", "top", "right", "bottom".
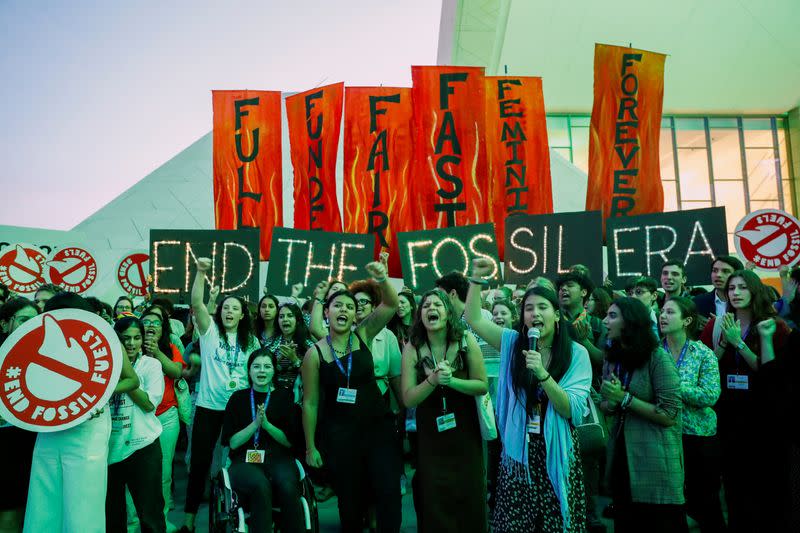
[
  {"left": 213, "top": 90, "right": 282, "bottom": 259},
  {"left": 586, "top": 44, "right": 666, "bottom": 234},
  {"left": 411, "top": 66, "right": 488, "bottom": 229},
  {"left": 343, "top": 87, "right": 413, "bottom": 277},
  {"left": 287, "top": 82, "right": 344, "bottom": 232},
  {"left": 485, "top": 76, "right": 553, "bottom": 258}
]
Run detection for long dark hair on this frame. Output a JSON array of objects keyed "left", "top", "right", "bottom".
[
  {"left": 606, "top": 297, "right": 658, "bottom": 370},
  {"left": 387, "top": 290, "right": 416, "bottom": 343},
  {"left": 588, "top": 287, "right": 612, "bottom": 320},
  {"left": 724, "top": 269, "right": 777, "bottom": 323},
  {"left": 214, "top": 295, "right": 255, "bottom": 350},
  {"left": 114, "top": 316, "right": 145, "bottom": 349},
  {"left": 662, "top": 296, "right": 699, "bottom": 340},
  {"left": 409, "top": 289, "right": 465, "bottom": 349},
  {"left": 277, "top": 303, "right": 311, "bottom": 350},
  {"left": 511, "top": 287, "right": 573, "bottom": 415},
  {"left": 142, "top": 304, "right": 174, "bottom": 356},
  {"left": 254, "top": 295, "right": 279, "bottom": 341}
]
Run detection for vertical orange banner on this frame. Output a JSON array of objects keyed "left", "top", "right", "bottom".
[
  {"left": 286, "top": 82, "right": 344, "bottom": 232},
  {"left": 343, "top": 87, "right": 413, "bottom": 277},
  {"left": 485, "top": 76, "right": 553, "bottom": 258},
  {"left": 587, "top": 44, "right": 666, "bottom": 231},
  {"left": 411, "top": 66, "right": 487, "bottom": 229},
  {"left": 212, "top": 90, "right": 282, "bottom": 260}
]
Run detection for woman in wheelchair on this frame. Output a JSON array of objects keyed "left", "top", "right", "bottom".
[{"left": 221, "top": 348, "right": 305, "bottom": 533}]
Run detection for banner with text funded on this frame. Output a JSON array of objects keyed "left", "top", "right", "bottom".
[
  {"left": 286, "top": 82, "right": 345, "bottom": 232},
  {"left": 343, "top": 87, "right": 414, "bottom": 277},
  {"left": 587, "top": 44, "right": 666, "bottom": 234},
  {"left": 411, "top": 66, "right": 488, "bottom": 230},
  {"left": 485, "top": 76, "right": 553, "bottom": 258},
  {"left": 212, "top": 90, "right": 282, "bottom": 260},
  {"left": 396, "top": 223, "right": 502, "bottom": 292}
]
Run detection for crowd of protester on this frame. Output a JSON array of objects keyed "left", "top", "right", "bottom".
[{"left": 1, "top": 253, "right": 799, "bottom": 533}]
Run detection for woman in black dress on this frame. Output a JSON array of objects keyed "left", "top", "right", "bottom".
[
  {"left": 301, "top": 261, "right": 401, "bottom": 533},
  {"left": 400, "top": 288, "right": 488, "bottom": 533}
]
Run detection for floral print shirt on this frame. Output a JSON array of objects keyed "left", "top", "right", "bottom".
[{"left": 669, "top": 339, "right": 721, "bottom": 436}]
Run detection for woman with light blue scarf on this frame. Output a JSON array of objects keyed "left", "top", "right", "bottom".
[{"left": 465, "top": 259, "right": 591, "bottom": 532}]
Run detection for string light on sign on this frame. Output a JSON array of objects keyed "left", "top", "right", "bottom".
[
  {"left": 304, "top": 242, "right": 336, "bottom": 287},
  {"left": 406, "top": 240, "right": 433, "bottom": 289},
  {"left": 277, "top": 238, "right": 307, "bottom": 286},
  {"left": 555, "top": 225, "right": 571, "bottom": 275},
  {"left": 508, "top": 227, "right": 537, "bottom": 274},
  {"left": 184, "top": 242, "right": 217, "bottom": 292},
  {"left": 645, "top": 225, "right": 677, "bottom": 276},
  {"left": 152, "top": 241, "right": 181, "bottom": 294},
  {"left": 682, "top": 221, "right": 714, "bottom": 265},
  {"left": 468, "top": 233, "right": 500, "bottom": 280},
  {"left": 612, "top": 227, "right": 642, "bottom": 278},
  {"left": 221, "top": 242, "right": 254, "bottom": 293},
  {"left": 336, "top": 243, "right": 365, "bottom": 281},
  {"left": 431, "top": 237, "right": 470, "bottom": 278}
]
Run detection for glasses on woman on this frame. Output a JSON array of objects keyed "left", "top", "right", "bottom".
[
  {"left": 142, "top": 319, "right": 162, "bottom": 327},
  {"left": 356, "top": 298, "right": 372, "bottom": 307}
]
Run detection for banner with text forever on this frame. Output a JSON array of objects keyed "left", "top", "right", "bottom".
[
  {"left": 343, "top": 87, "right": 414, "bottom": 277},
  {"left": 485, "top": 76, "right": 553, "bottom": 258},
  {"left": 212, "top": 90, "right": 282, "bottom": 259},
  {"left": 586, "top": 44, "right": 666, "bottom": 234},
  {"left": 287, "top": 82, "right": 344, "bottom": 232},
  {"left": 411, "top": 66, "right": 488, "bottom": 230}
]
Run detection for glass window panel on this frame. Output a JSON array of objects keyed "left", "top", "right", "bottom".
[
  {"left": 552, "top": 147, "right": 572, "bottom": 162},
  {"left": 727, "top": 233, "right": 736, "bottom": 252},
  {"left": 675, "top": 128, "right": 706, "bottom": 149},
  {"left": 750, "top": 200, "right": 780, "bottom": 211},
  {"left": 661, "top": 117, "right": 672, "bottom": 128},
  {"left": 709, "top": 118, "right": 738, "bottom": 128},
  {"left": 546, "top": 116, "right": 570, "bottom": 147},
  {"left": 742, "top": 118, "right": 773, "bottom": 147},
  {"left": 660, "top": 128, "right": 675, "bottom": 180},
  {"left": 714, "top": 181, "right": 746, "bottom": 224},
  {"left": 681, "top": 201, "right": 713, "bottom": 210},
  {"left": 782, "top": 181, "right": 795, "bottom": 215},
  {"left": 570, "top": 127, "right": 589, "bottom": 174},
  {"left": 709, "top": 128, "right": 743, "bottom": 180},
  {"left": 742, "top": 118, "right": 772, "bottom": 130},
  {"left": 662, "top": 180, "right": 678, "bottom": 212},
  {"left": 570, "top": 115, "right": 590, "bottom": 127},
  {"left": 745, "top": 148, "right": 778, "bottom": 200},
  {"left": 674, "top": 118, "right": 705, "bottom": 131},
  {"left": 777, "top": 127, "right": 790, "bottom": 181},
  {"left": 677, "top": 147, "right": 711, "bottom": 201}
]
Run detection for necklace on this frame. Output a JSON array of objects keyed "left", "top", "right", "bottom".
[{"left": 329, "top": 333, "right": 352, "bottom": 355}]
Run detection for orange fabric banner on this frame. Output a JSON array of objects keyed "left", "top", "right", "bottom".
[
  {"left": 485, "top": 76, "right": 553, "bottom": 257},
  {"left": 587, "top": 44, "right": 666, "bottom": 232},
  {"left": 286, "top": 82, "right": 344, "bottom": 231},
  {"left": 411, "top": 66, "right": 488, "bottom": 229},
  {"left": 343, "top": 87, "right": 413, "bottom": 277},
  {"left": 212, "top": 90, "right": 282, "bottom": 260}
]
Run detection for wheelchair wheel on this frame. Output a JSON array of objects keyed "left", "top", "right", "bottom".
[
  {"left": 209, "top": 470, "right": 241, "bottom": 533},
  {"left": 300, "top": 474, "right": 320, "bottom": 533}
]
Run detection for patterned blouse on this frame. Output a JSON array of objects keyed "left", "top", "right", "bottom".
[{"left": 668, "top": 339, "right": 721, "bottom": 436}]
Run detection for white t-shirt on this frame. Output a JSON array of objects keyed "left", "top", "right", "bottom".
[
  {"left": 370, "top": 328, "right": 402, "bottom": 396},
  {"left": 196, "top": 322, "right": 258, "bottom": 411},
  {"left": 108, "top": 355, "right": 164, "bottom": 464}
]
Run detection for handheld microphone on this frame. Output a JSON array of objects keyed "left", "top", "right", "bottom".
[{"left": 527, "top": 327, "right": 540, "bottom": 388}]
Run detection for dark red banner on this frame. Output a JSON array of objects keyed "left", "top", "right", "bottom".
[
  {"left": 343, "top": 87, "right": 413, "bottom": 277},
  {"left": 212, "top": 90, "right": 282, "bottom": 259},
  {"left": 485, "top": 76, "right": 553, "bottom": 258},
  {"left": 411, "top": 66, "right": 488, "bottom": 229},
  {"left": 286, "top": 82, "right": 344, "bottom": 231}
]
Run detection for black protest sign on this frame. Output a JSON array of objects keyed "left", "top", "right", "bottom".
[
  {"left": 266, "top": 227, "right": 375, "bottom": 297},
  {"left": 150, "top": 228, "right": 260, "bottom": 304},
  {"left": 503, "top": 211, "right": 603, "bottom": 286},
  {"left": 396, "top": 223, "right": 502, "bottom": 292},
  {"left": 606, "top": 207, "right": 728, "bottom": 285}
]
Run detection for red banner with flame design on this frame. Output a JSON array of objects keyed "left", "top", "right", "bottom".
[
  {"left": 212, "top": 90, "right": 282, "bottom": 260},
  {"left": 343, "top": 87, "right": 413, "bottom": 276}
]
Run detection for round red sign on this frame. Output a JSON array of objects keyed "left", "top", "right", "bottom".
[
  {"left": 46, "top": 247, "right": 98, "bottom": 293},
  {"left": 0, "top": 244, "right": 48, "bottom": 294},
  {"left": 0, "top": 309, "right": 122, "bottom": 432},
  {"left": 116, "top": 252, "right": 150, "bottom": 297},
  {"left": 734, "top": 209, "right": 800, "bottom": 271}
]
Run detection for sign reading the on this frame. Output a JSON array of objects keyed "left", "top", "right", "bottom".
[
  {"left": 46, "top": 246, "right": 98, "bottom": 293},
  {"left": 116, "top": 252, "right": 150, "bottom": 297},
  {"left": 0, "top": 244, "right": 48, "bottom": 294},
  {"left": 0, "top": 309, "right": 122, "bottom": 432},
  {"left": 396, "top": 223, "right": 502, "bottom": 292},
  {"left": 150, "top": 229, "right": 259, "bottom": 304},
  {"left": 267, "top": 227, "right": 374, "bottom": 297},
  {"left": 606, "top": 207, "right": 728, "bottom": 285},
  {"left": 504, "top": 211, "right": 603, "bottom": 285},
  {"left": 734, "top": 209, "right": 800, "bottom": 271}
]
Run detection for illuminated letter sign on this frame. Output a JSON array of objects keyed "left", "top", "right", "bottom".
[
  {"left": 606, "top": 207, "right": 728, "bottom": 285},
  {"left": 503, "top": 211, "right": 603, "bottom": 286}
]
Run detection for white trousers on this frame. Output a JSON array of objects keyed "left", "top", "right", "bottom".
[
  {"left": 157, "top": 407, "right": 180, "bottom": 518},
  {"left": 24, "top": 410, "right": 111, "bottom": 533}
]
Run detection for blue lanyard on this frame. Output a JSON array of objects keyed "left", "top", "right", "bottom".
[
  {"left": 224, "top": 340, "right": 241, "bottom": 372},
  {"left": 250, "top": 388, "right": 270, "bottom": 449},
  {"left": 663, "top": 339, "right": 690, "bottom": 368},
  {"left": 326, "top": 333, "right": 353, "bottom": 387},
  {"left": 614, "top": 363, "right": 632, "bottom": 390}
]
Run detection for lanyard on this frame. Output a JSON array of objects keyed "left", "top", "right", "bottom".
[
  {"left": 250, "top": 388, "right": 270, "bottom": 449},
  {"left": 426, "top": 340, "right": 449, "bottom": 413},
  {"left": 662, "top": 339, "right": 690, "bottom": 369},
  {"left": 614, "top": 363, "right": 632, "bottom": 390},
  {"left": 224, "top": 339, "right": 241, "bottom": 372},
  {"left": 326, "top": 333, "right": 353, "bottom": 387}
]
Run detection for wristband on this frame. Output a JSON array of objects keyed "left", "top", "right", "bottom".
[
  {"left": 426, "top": 376, "right": 435, "bottom": 387},
  {"left": 736, "top": 340, "right": 746, "bottom": 351},
  {"left": 315, "top": 297, "right": 325, "bottom": 304},
  {"left": 468, "top": 277, "right": 489, "bottom": 286},
  {"left": 539, "top": 373, "right": 552, "bottom": 383},
  {"left": 372, "top": 276, "right": 387, "bottom": 284},
  {"left": 621, "top": 392, "right": 633, "bottom": 410}
]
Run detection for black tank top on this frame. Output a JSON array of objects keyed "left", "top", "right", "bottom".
[{"left": 315, "top": 331, "right": 387, "bottom": 425}]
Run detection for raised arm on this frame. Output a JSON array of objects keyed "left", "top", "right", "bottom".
[
  {"left": 308, "top": 281, "right": 329, "bottom": 341},
  {"left": 464, "top": 258, "right": 503, "bottom": 350},
  {"left": 191, "top": 257, "right": 212, "bottom": 335},
  {"left": 359, "top": 261, "right": 399, "bottom": 342}
]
